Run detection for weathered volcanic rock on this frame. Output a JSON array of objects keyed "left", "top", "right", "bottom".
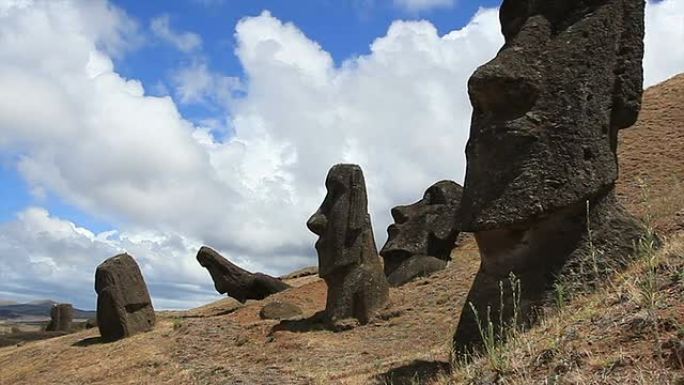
[
  {"left": 453, "top": 0, "right": 648, "bottom": 356},
  {"left": 259, "top": 301, "right": 303, "bottom": 320},
  {"left": 45, "top": 303, "right": 73, "bottom": 332},
  {"left": 381, "top": 180, "right": 463, "bottom": 286},
  {"left": 95, "top": 253, "right": 155, "bottom": 341},
  {"left": 196, "top": 246, "right": 290, "bottom": 303},
  {"left": 386, "top": 256, "right": 448, "bottom": 287},
  {"left": 307, "top": 164, "right": 389, "bottom": 324}
]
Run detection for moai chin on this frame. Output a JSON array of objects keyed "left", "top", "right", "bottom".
[
  {"left": 380, "top": 180, "right": 463, "bottom": 286},
  {"left": 307, "top": 164, "right": 389, "bottom": 324},
  {"left": 453, "top": 0, "right": 647, "bottom": 356}
]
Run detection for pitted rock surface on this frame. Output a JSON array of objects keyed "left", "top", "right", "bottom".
[
  {"left": 454, "top": 0, "right": 648, "bottom": 355},
  {"left": 95, "top": 253, "right": 155, "bottom": 341},
  {"left": 45, "top": 303, "right": 73, "bottom": 332},
  {"left": 381, "top": 180, "right": 463, "bottom": 286},
  {"left": 308, "top": 164, "right": 389, "bottom": 324},
  {"left": 197, "top": 246, "right": 290, "bottom": 303}
]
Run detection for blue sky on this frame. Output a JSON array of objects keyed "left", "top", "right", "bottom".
[
  {"left": 114, "top": 0, "right": 501, "bottom": 126},
  {"left": 3, "top": 0, "right": 500, "bottom": 235},
  {"left": 0, "top": 0, "right": 682, "bottom": 309}
]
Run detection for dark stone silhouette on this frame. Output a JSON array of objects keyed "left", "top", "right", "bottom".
[
  {"left": 381, "top": 180, "right": 463, "bottom": 286},
  {"left": 307, "top": 164, "right": 389, "bottom": 324},
  {"left": 259, "top": 301, "right": 303, "bottom": 320},
  {"left": 453, "top": 0, "right": 647, "bottom": 356},
  {"left": 95, "top": 253, "right": 155, "bottom": 341},
  {"left": 45, "top": 304, "right": 73, "bottom": 332},
  {"left": 196, "top": 246, "right": 290, "bottom": 303}
]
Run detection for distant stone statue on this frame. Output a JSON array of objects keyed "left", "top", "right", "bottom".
[
  {"left": 95, "top": 253, "right": 155, "bottom": 341},
  {"left": 381, "top": 180, "right": 463, "bottom": 286},
  {"left": 45, "top": 303, "right": 73, "bottom": 332},
  {"left": 453, "top": 0, "right": 648, "bottom": 355},
  {"left": 307, "top": 164, "right": 389, "bottom": 324},
  {"left": 197, "top": 246, "right": 290, "bottom": 303}
]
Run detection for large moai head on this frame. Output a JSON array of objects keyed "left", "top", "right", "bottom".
[
  {"left": 460, "top": 0, "right": 645, "bottom": 230},
  {"left": 453, "top": 0, "right": 646, "bottom": 356},
  {"left": 307, "top": 164, "right": 373, "bottom": 278},
  {"left": 381, "top": 180, "right": 463, "bottom": 285},
  {"left": 95, "top": 253, "right": 155, "bottom": 341},
  {"left": 308, "top": 164, "right": 389, "bottom": 324}
]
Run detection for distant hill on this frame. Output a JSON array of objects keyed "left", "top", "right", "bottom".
[
  {"left": 0, "top": 300, "right": 17, "bottom": 306},
  {"left": 0, "top": 301, "right": 96, "bottom": 321}
]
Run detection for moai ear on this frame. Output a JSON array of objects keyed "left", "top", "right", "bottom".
[
  {"left": 347, "top": 167, "right": 367, "bottom": 232},
  {"left": 610, "top": 0, "right": 645, "bottom": 146}
]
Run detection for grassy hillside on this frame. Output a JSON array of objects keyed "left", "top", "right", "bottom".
[{"left": 0, "top": 74, "right": 682, "bottom": 385}]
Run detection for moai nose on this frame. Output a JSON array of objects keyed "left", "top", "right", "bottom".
[
  {"left": 468, "top": 58, "right": 540, "bottom": 121},
  {"left": 306, "top": 212, "right": 328, "bottom": 235},
  {"left": 391, "top": 205, "right": 409, "bottom": 224}
]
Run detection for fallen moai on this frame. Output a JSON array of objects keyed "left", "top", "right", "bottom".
[
  {"left": 453, "top": 0, "right": 648, "bottom": 355},
  {"left": 45, "top": 303, "right": 73, "bottom": 332},
  {"left": 307, "top": 164, "right": 389, "bottom": 324},
  {"left": 381, "top": 180, "right": 463, "bottom": 286},
  {"left": 95, "top": 253, "right": 156, "bottom": 341},
  {"left": 197, "top": 246, "right": 290, "bottom": 303}
]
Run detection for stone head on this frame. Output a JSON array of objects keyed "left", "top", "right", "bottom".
[
  {"left": 381, "top": 180, "right": 463, "bottom": 266},
  {"left": 307, "top": 164, "right": 369, "bottom": 277},
  {"left": 460, "top": 0, "right": 645, "bottom": 230}
]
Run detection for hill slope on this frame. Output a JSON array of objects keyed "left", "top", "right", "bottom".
[
  {"left": 0, "top": 74, "right": 682, "bottom": 385},
  {"left": 0, "top": 302, "right": 96, "bottom": 321}
]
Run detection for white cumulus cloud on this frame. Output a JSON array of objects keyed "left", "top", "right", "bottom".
[
  {"left": 644, "top": 0, "right": 684, "bottom": 86},
  {"left": 150, "top": 13, "right": 202, "bottom": 53}
]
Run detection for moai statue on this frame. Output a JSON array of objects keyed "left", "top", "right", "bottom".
[
  {"left": 453, "top": 0, "right": 647, "bottom": 355},
  {"left": 380, "top": 180, "right": 463, "bottom": 286},
  {"left": 307, "top": 164, "right": 389, "bottom": 324},
  {"left": 197, "top": 246, "right": 290, "bottom": 303},
  {"left": 45, "top": 303, "right": 73, "bottom": 332},
  {"left": 95, "top": 253, "right": 155, "bottom": 341}
]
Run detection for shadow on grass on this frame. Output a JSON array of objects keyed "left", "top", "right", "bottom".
[
  {"left": 372, "top": 360, "right": 450, "bottom": 385},
  {"left": 72, "top": 336, "right": 114, "bottom": 347},
  {"left": 268, "top": 311, "right": 329, "bottom": 335}
]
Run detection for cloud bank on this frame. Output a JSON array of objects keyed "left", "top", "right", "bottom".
[{"left": 0, "top": 0, "right": 682, "bottom": 309}]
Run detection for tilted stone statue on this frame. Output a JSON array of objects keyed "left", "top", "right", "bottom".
[
  {"left": 197, "top": 246, "right": 290, "bottom": 303},
  {"left": 307, "top": 164, "right": 389, "bottom": 324},
  {"left": 45, "top": 303, "right": 73, "bottom": 332},
  {"left": 453, "top": 0, "right": 647, "bottom": 355},
  {"left": 95, "top": 253, "right": 155, "bottom": 341},
  {"left": 380, "top": 180, "right": 463, "bottom": 286}
]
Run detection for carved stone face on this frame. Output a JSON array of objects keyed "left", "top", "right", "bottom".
[
  {"left": 307, "top": 164, "right": 368, "bottom": 278},
  {"left": 380, "top": 181, "right": 462, "bottom": 271},
  {"left": 460, "top": 0, "right": 644, "bottom": 231}
]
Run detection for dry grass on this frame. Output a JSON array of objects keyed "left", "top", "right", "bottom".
[{"left": 441, "top": 234, "right": 684, "bottom": 385}]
